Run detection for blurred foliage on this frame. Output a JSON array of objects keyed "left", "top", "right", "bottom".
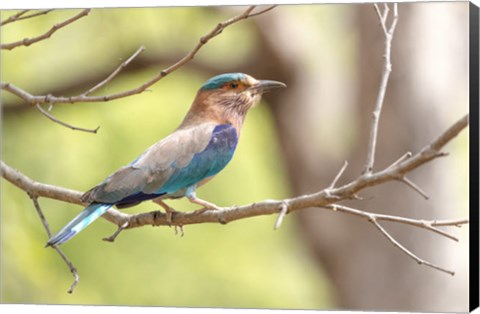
[{"left": 0, "top": 7, "right": 332, "bottom": 308}]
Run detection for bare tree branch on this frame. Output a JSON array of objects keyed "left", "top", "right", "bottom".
[
  {"left": 328, "top": 161, "right": 349, "bottom": 190},
  {"left": 0, "top": 3, "right": 469, "bottom": 291},
  {"left": 30, "top": 196, "right": 79, "bottom": 293},
  {"left": 1, "top": 9, "right": 55, "bottom": 26},
  {"left": 111, "top": 117, "right": 469, "bottom": 232},
  {"left": 396, "top": 176, "right": 429, "bottom": 200},
  {"left": 51, "top": 243, "right": 80, "bottom": 294},
  {"left": 30, "top": 195, "right": 52, "bottom": 238},
  {"left": 81, "top": 46, "right": 146, "bottom": 96},
  {"left": 328, "top": 204, "right": 465, "bottom": 242},
  {"left": 323, "top": 204, "right": 465, "bottom": 275},
  {"left": 0, "top": 160, "right": 85, "bottom": 205},
  {"left": 0, "top": 113, "right": 469, "bottom": 276},
  {"left": 373, "top": 4, "right": 388, "bottom": 35},
  {"left": 1, "top": 10, "right": 30, "bottom": 26},
  {"left": 1, "top": 6, "right": 276, "bottom": 105},
  {"left": 0, "top": 9, "right": 91, "bottom": 50},
  {"left": 364, "top": 3, "right": 399, "bottom": 174},
  {"left": 245, "top": 5, "right": 278, "bottom": 18},
  {"left": 1, "top": 114, "right": 468, "bottom": 226},
  {"left": 36, "top": 104, "right": 100, "bottom": 133},
  {"left": 369, "top": 217, "right": 455, "bottom": 275},
  {"left": 386, "top": 151, "right": 412, "bottom": 170},
  {"left": 2, "top": 49, "right": 225, "bottom": 112}
]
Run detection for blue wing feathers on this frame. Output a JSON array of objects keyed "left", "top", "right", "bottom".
[
  {"left": 115, "top": 191, "right": 167, "bottom": 207},
  {"left": 157, "top": 124, "right": 237, "bottom": 194},
  {"left": 107, "top": 124, "right": 237, "bottom": 202},
  {"left": 48, "top": 123, "right": 238, "bottom": 246}
]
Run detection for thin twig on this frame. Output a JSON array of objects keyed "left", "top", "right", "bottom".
[
  {"left": 1, "top": 10, "right": 30, "bottom": 26},
  {"left": 82, "top": 46, "right": 146, "bottom": 96},
  {"left": 328, "top": 161, "right": 349, "bottom": 189},
  {"left": 1, "top": 9, "right": 55, "bottom": 26},
  {"left": 36, "top": 104, "right": 100, "bottom": 134},
  {"left": 15, "top": 9, "right": 55, "bottom": 22},
  {"left": 30, "top": 195, "right": 52, "bottom": 238},
  {"left": 363, "top": 3, "right": 399, "bottom": 174},
  {"left": 103, "top": 221, "right": 129, "bottom": 242},
  {"left": 382, "top": 3, "right": 390, "bottom": 22},
  {"left": 397, "top": 176, "right": 429, "bottom": 200},
  {"left": 421, "top": 223, "right": 462, "bottom": 242},
  {"left": 386, "top": 151, "right": 412, "bottom": 170},
  {"left": 1, "top": 6, "right": 277, "bottom": 105},
  {"left": 374, "top": 4, "right": 388, "bottom": 36},
  {"left": 246, "top": 5, "right": 278, "bottom": 18},
  {"left": 29, "top": 196, "right": 80, "bottom": 293},
  {"left": 274, "top": 201, "right": 289, "bottom": 230},
  {"left": 327, "top": 204, "right": 464, "bottom": 242},
  {"left": 1, "top": 9, "right": 90, "bottom": 50},
  {"left": 369, "top": 217, "right": 454, "bottom": 275},
  {"left": 390, "top": 4, "right": 399, "bottom": 34},
  {"left": 433, "top": 219, "right": 469, "bottom": 227},
  {"left": 53, "top": 245, "right": 80, "bottom": 293}
]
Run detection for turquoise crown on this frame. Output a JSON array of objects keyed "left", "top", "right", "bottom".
[{"left": 200, "top": 73, "right": 247, "bottom": 90}]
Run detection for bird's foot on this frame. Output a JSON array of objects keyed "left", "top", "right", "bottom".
[
  {"left": 174, "top": 225, "right": 185, "bottom": 237},
  {"left": 165, "top": 211, "right": 174, "bottom": 226},
  {"left": 152, "top": 199, "right": 178, "bottom": 226},
  {"left": 188, "top": 196, "right": 222, "bottom": 214}
]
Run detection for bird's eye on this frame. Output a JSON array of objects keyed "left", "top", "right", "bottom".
[{"left": 230, "top": 82, "right": 238, "bottom": 89}]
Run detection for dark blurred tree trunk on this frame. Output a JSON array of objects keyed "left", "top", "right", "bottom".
[{"left": 249, "top": 3, "right": 468, "bottom": 311}]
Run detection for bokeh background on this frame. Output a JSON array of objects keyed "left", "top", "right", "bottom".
[{"left": 0, "top": 3, "right": 469, "bottom": 312}]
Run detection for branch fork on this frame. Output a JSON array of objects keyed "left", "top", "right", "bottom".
[
  {"left": 1, "top": 6, "right": 276, "bottom": 134},
  {"left": 1, "top": 9, "right": 91, "bottom": 50},
  {"left": 0, "top": 112, "right": 469, "bottom": 292}
]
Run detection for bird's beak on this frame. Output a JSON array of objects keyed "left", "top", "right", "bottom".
[{"left": 248, "top": 80, "right": 287, "bottom": 94}]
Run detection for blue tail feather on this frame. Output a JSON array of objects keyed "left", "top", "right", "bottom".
[{"left": 46, "top": 203, "right": 112, "bottom": 246}]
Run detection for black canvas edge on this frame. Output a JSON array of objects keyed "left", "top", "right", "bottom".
[{"left": 470, "top": 1, "right": 480, "bottom": 313}]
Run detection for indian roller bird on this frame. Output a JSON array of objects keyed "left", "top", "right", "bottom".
[{"left": 47, "top": 73, "right": 286, "bottom": 246}]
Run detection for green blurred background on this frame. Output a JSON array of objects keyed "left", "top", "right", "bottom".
[
  {"left": 0, "top": 6, "right": 332, "bottom": 308},
  {"left": 0, "top": 3, "right": 469, "bottom": 311}
]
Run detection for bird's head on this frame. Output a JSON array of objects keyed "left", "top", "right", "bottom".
[
  {"left": 182, "top": 73, "right": 285, "bottom": 130},
  {"left": 200, "top": 73, "right": 286, "bottom": 111}
]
